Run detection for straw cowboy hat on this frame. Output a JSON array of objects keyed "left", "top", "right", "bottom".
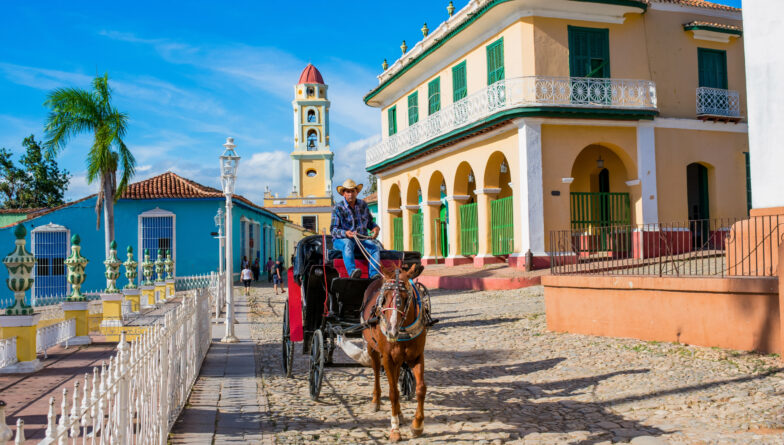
[{"left": 337, "top": 179, "right": 363, "bottom": 195}]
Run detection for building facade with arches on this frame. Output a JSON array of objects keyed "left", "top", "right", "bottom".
[
  {"left": 364, "top": 0, "right": 748, "bottom": 268},
  {"left": 264, "top": 64, "right": 335, "bottom": 234}
]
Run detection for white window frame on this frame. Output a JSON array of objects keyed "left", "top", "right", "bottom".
[
  {"left": 31, "top": 223, "right": 70, "bottom": 305},
  {"left": 138, "top": 208, "right": 176, "bottom": 279},
  {"left": 301, "top": 215, "right": 318, "bottom": 233}
]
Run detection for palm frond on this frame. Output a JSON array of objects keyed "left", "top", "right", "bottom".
[
  {"left": 43, "top": 88, "right": 99, "bottom": 154},
  {"left": 115, "top": 139, "right": 136, "bottom": 202}
]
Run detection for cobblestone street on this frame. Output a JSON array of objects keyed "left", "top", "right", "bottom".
[{"left": 250, "top": 284, "right": 784, "bottom": 444}]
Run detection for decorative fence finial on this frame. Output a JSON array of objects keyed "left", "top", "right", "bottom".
[
  {"left": 400, "top": 40, "right": 408, "bottom": 54},
  {"left": 123, "top": 246, "right": 138, "bottom": 289},
  {"left": 421, "top": 22, "right": 429, "bottom": 37},
  {"left": 382, "top": 59, "right": 388, "bottom": 70},
  {"left": 3, "top": 225, "right": 34, "bottom": 315},
  {"left": 154, "top": 250, "right": 165, "bottom": 282},
  {"left": 447, "top": 0, "right": 455, "bottom": 17},
  {"left": 164, "top": 249, "right": 173, "bottom": 280},
  {"left": 142, "top": 249, "right": 154, "bottom": 286},
  {"left": 64, "top": 233, "right": 88, "bottom": 302},
  {"left": 104, "top": 240, "right": 122, "bottom": 293}
]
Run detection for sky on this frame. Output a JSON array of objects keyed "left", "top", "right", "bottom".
[{"left": 0, "top": 0, "right": 742, "bottom": 203}]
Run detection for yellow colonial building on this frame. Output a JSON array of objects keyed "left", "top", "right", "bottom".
[
  {"left": 364, "top": 0, "right": 748, "bottom": 268},
  {"left": 264, "top": 64, "right": 335, "bottom": 234}
]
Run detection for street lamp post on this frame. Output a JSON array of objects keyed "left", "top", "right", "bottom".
[
  {"left": 220, "top": 137, "right": 240, "bottom": 343},
  {"left": 213, "top": 208, "right": 225, "bottom": 318}
]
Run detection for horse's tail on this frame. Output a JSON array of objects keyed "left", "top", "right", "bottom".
[{"left": 337, "top": 335, "right": 372, "bottom": 367}]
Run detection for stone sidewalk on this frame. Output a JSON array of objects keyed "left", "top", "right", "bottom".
[{"left": 170, "top": 290, "right": 270, "bottom": 444}]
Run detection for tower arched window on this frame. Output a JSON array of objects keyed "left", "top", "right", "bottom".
[
  {"left": 306, "top": 86, "right": 314, "bottom": 97},
  {"left": 307, "top": 109, "right": 316, "bottom": 123},
  {"left": 307, "top": 130, "right": 318, "bottom": 150}
]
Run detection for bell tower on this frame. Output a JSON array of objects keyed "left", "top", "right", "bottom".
[
  {"left": 263, "top": 64, "right": 335, "bottom": 235},
  {"left": 291, "top": 64, "right": 334, "bottom": 200}
]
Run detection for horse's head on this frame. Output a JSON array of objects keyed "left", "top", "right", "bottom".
[{"left": 377, "top": 263, "right": 424, "bottom": 341}]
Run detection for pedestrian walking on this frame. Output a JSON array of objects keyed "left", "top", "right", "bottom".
[
  {"left": 252, "top": 258, "right": 260, "bottom": 282},
  {"left": 241, "top": 265, "right": 253, "bottom": 296},
  {"left": 266, "top": 257, "right": 274, "bottom": 283},
  {"left": 273, "top": 259, "right": 286, "bottom": 294},
  {"left": 241, "top": 256, "right": 249, "bottom": 269}
]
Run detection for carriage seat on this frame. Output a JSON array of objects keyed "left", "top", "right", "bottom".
[
  {"left": 329, "top": 248, "right": 422, "bottom": 278},
  {"left": 329, "top": 277, "right": 376, "bottom": 321}
]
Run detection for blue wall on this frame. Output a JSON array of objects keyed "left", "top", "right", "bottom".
[{"left": 0, "top": 196, "right": 282, "bottom": 298}]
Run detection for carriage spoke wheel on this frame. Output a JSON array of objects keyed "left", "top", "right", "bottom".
[
  {"left": 399, "top": 364, "right": 415, "bottom": 401},
  {"left": 309, "top": 329, "right": 325, "bottom": 400},
  {"left": 281, "top": 301, "right": 294, "bottom": 378}
]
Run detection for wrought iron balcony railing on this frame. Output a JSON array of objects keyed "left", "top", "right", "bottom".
[
  {"left": 367, "top": 76, "right": 657, "bottom": 168},
  {"left": 696, "top": 86, "right": 741, "bottom": 118}
]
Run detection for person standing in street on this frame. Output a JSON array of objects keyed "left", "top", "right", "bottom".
[
  {"left": 252, "top": 258, "right": 260, "bottom": 282},
  {"left": 266, "top": 257, "right": 274, "bottom": 283},
  {"left": 241, "top": 265, "right": 253, "bottom": 296},
  {"left": 273, "top": 259, "right": 285, "bottom": 294}
]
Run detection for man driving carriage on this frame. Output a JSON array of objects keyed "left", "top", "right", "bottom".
[{"left": 330, "top": 179, "right": 381, "bottom": 279}]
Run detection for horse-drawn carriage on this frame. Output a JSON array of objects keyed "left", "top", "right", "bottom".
[{"left": 281, "top": 234, "right": 427, "bottom": 400}]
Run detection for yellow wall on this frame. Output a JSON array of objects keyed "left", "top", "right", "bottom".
[
  {"left": 275, "top": 212, "right": 332, "bottom": 235},
  {"left": 299, "top": 158, "right": 329, "bottom": 197},
  {"left": 654, "top": 128, "right": 748, "bottom": 221}
]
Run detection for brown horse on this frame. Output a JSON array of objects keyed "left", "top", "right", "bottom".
[{"left": 362, "top": 264, "right": 428, "bottom": 442}]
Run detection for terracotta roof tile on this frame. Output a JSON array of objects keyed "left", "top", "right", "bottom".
[
  {"left": 0, "top": 207, "right": 45, "bottom": 214},
  {"left": 683, "top": 20, "right": 743, "bottom": 32},
  {"left": 652, "top": 0, "right": 740, "bottom": 12},
  {"left": 364, "top": 192, "right": 378, "bottom": 204},
  {"left": 120, "top": 171, "right": 223, "bottom": 200}
]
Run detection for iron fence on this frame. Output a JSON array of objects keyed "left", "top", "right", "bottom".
[{"left": 549, "top": 216, "right": 783, "bottom": 277}]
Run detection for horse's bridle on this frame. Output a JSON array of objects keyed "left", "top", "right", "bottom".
[{"left": 376, "top": 269, "right": 413, "bottom": 340}]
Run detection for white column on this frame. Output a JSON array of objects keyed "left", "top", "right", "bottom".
[
  {"left": 636, "top": 122, "right": 659, "bottom": 224},
  {"left": 292, "top": 155, "right": 300, "bottom": 195},
  {"left": 516, "top": 119, "right": 545, "bottom": 255},
  {"left": 222, "top": 196, "right": 238, "bottom": 343},
  {"left": 376, "top": 176, "right": 384, "bottom": 241}
]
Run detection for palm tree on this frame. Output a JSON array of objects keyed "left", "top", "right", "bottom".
[{"left": 43, "top": 73, "right": 136, "bottom": 257}]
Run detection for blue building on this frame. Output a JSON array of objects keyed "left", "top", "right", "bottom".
[{"left": 0, "top": 172, "right": 285, "bottom": 303}]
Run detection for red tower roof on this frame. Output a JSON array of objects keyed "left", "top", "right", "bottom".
[{"left": 297, "top": 64, "right": 325, "bottom": 85}]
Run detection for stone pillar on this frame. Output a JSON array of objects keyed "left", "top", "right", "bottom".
[
  {"left": 164, "top": 249, "right": 175, "bottom": 299},
  {"left": 101, "top": 241, "right": 123, "bottom": 331},
  {"left": 636, "top": 122, "right": 659, "bottom": 225},
  {"left": 421, "top": 201, "right": 442, "bottom": 264},
  {"left": 122, "top": 246, "right": 140, "bottom": 313},
  {"left": 140, "top": 249, "right": 155, "bottom": 308},
  {"left": 0, "top": 225, "right": 42, "bottom": 373},
  {"left": 403, "top": 205, "right": 419, "bottom": 251},
  {"left": 474, "top": 188, "right": 503, "bottom": 266},
  {"left": 62, "top": 233, "right": 91, "bottom": 345},
  {"left": 385, "top": 209, "right": 402, "bottom": 248},
  {"left": 445, "top": 195, "right": 472, "bottom": 266},
  {"left": 154, "top": 250, "right": 165, "bottom": 304}
]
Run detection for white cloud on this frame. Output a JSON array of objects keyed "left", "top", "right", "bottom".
[{"left": 333, "top": 134, "right": 381, "bottom": 197}]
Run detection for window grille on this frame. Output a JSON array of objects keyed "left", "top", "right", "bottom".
[
  {"left": 141, "top": 215, "right": 173, "bottom": 279},
  {"left": 33, "top": 228, "right": 68, "bottom": 302},
  {"left": 302, "top": 216, "right": 317, "bottom": 232}
]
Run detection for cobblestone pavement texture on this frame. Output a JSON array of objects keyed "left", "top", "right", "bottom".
[{"left": 248, "top": 283, "right": 784, "bottom": 444}]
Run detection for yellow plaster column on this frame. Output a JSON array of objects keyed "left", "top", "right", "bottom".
[
  {"left": 474, "top": 188, "right": 501, "bottom": 266},
  {"left": 123, "top": 289, "right": 141, "bottom": 313},
  {"left": 445, "top": 196, "right": 473, "bottom": 266},
  {"left": 0, "top": 314, "right": 43, "bottom": 373},
  {"left": 154, "top": 282, "right": 165, "bottom": 303},
  {"left": 100, "top": 293, "right": 124, "bottom": 333},
  {"left": 166, "top": 280, "right": 175, "bottom": 299},
  {"left": 421, "top": 202, "right": 441, "bottom": 263},
  {"left": 61, "top": 301, "right": 91, "bottom": 345},
  {"left": 141, "top": 285, "right": 155, "bottom": 308},
  {"left": 385, "top": 209, "right": 402, "bottom": 248},
  {"left": 403, "top": 205, "right": 418, "bottom": 251}
]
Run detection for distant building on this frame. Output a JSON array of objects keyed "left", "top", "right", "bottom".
[
  {"left": 364, "top": 0, "right": 748, "bottom": 268},
  {"left": 264, "top": 64, "right": 335, "bottom": 235},
  {"left": 0, "top": 172, "right": 286, "bottom": 303}
]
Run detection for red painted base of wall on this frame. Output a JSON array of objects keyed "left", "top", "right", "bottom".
[
  {"left": 445, "top": 256, "right": 473, "bottom": 266},
  {"left": 508, "top": 255, "right": 551, "bottom": 270},
  {"left": 422, "top": 257, "right": 445, "bottom": 265},
  {"left": 473, "top": 256, "right": 505, "bottom": 267},
  {"left": 543, "top": 275, "right": 780, "bottom": 354},
  {"left": 418, "top": 274, "right": 541, "bottom": 291}
]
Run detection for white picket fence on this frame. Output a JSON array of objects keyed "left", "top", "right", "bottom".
[
  {"left": 37, "top": 318, "right": 76, "bottom": 359},
  {"left": 38, "top": 285, "right": 212, "bottom": 444},
  {"left": 0, "top": 337, "right": 17, "bottom": 368}
]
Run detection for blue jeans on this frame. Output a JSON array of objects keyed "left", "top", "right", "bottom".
[{"left": 333, "top": 238, "right": 381, "bottom": 278}]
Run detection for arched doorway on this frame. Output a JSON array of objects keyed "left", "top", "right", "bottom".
[
  {"left": 407, "top": 179, "right": 424, "bottom": 254},
  {"left": 687, "top": 162, "right": 710, "bottom": 248},
  {"left": 485, "top": 152, "right": 514, "bottom": 256},
  {"left": 427, "top": 171, "right": 449, "bottom": 259},
  {"left": 570, "top": 145, "right": 633, "bottom": 254},
  {"left": 387, "top": 183, "right": 402, "bottom": 251},
  {"left": 453, "top": 162, "right": 478, "bottom": 256}
]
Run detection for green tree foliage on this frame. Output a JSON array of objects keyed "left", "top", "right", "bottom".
[
  {"left": 0, "top": 135, "right": 70, "bottom": 208},
  {"left": 43, "top": 73, "right": 135, "bottom": 256},
  {"left": 365, "top": 173, "right": 378, "bottom": 196}
]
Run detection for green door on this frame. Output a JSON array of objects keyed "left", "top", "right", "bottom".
[
  {"left": 569, "top": 26, "right": 610, "bottom": 104},
  {"left": 698, "top": 48, "right": 727, "bottom": 89},
  {"left": 428, "top": 78, "right": 440, "bottom": 115},
  {"left": 411, "top": 212, "right": 424, "bottom": 254},
  {"left": 459, "top": 203, "right": 478, "bottom": 256},
  {"left": 491, "top": 196, "right": 514, "bottom": 255},
  {"left": 439, "top": 204, "right": 449, "bottom": 256},
  {"left": 452, "top": 61, "right": 467, "bottom": 102},
  {"left": 407, "top": 91, "right": 419, "bottom": 125},
  {"left": 687, "top": 163, "right": 710, "bottom": 248},
  {"left": 393, "top": 217, "right": 403, "bottom": 251},
  {"left": 486, "top": 38, "right": 505, "bottom": 85}
]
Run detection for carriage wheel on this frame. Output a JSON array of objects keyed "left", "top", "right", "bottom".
[
  {"left": 325, "top": 335, "right": 335, "bottom": 365},
  {"left": 281, "top": 302, "right": 294, "bottom": 378},
  {"left": 309, "top": 329, "right": 325, "bottom": 400},
  {"left": 399, "top": 364, "right": 415, "bottom": 401}
]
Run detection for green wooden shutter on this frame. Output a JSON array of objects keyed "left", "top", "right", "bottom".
[
  {"left": 486, "top": 38, "right": 504, "bottom": 85},
  {"left": 387, "top": 106, "right": 397, "bottom": 136},
  {"left": 452, "top": 61, "right": 467, "bottom": 102},
  {"left": 428, "top": 78, "right": 440, "bottom": 115},
  {"left": 568, "top": 26, "right": 610, "bottom": 78},
  {"left": 698, "top": 48, "right": 728, "bottom": 89},
  {"left": 393, "top": 217, "right": 403, "bottom": 251},
  {"left": 407, "top": 91, "right": 419, "bottom": 125},
  {"left": 744, "top": 151, "right": 752, "bottom": 214}
]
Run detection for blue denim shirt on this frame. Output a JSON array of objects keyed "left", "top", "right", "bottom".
[{"left": 330, "top": 197, "right": 378, "bottom": 239}]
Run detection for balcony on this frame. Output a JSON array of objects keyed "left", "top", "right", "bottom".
[
  {"left": 367, "top": 76, "right": 657, "bottom": 168},
  {"left": 696, "top": 87, "right": 742, "bottom": 122}
]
